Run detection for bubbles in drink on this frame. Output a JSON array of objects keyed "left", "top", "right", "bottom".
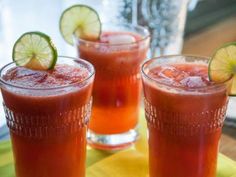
[{"left": 3, "top": 64, "right": 90, "bottom": 88}]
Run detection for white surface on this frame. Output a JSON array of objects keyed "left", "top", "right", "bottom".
[
  {"left": 227, "top": 97, "right": 236, "bottom": 119},
  {"left": 0, "top": 0, "right": 76, "bottom": 127}
]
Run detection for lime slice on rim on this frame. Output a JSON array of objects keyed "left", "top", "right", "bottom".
[
  {"left": 209, "top": 43, "right": 236, "bottom": 96},
  {"left": 12, "top": 32, "right": 57, "bottom": 70},
  {"left": 59, "top": 4, "right": 101, "bottom": 45}
]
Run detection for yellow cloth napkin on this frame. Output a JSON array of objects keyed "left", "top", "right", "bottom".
[{"left": 86, "top": 148, "right": 236, "bottom": 177}]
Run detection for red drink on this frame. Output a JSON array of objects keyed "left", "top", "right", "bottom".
[
  {"left": 76, "top": 24, "right": 149, "bottom": 150},
  {"left": 141, "top": 56, "right": 231, "bottom": 177},
  {"left": 0, "top": 57, "right": 94, "bottom": 177}
]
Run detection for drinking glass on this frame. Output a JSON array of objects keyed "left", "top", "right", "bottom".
[
  {"left": 0, "top": 56, "right": 94, "bottom": 177},
  {"left": 137, "top": 0, "right": 190, "bottom": 56},
  {"left": 141, "top": 55, "right": 231, "bottom": 177},
  {"left": 75, "top": 23, "right": 150, "bottom": 150}
]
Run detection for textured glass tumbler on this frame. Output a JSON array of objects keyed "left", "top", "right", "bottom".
[
  {"left": 0, "top": 57, "right": 94, "bottom": 177},
  {"left": 76, "top": 23, "right": 150, "bottom": 150},
  {"left": 141, "top": 55, "right": 231, "bottom": 177},
  {"left": 137, "top": 0, "right": 190, "bottom": 56}
]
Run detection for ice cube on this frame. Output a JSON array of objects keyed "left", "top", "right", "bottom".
[
  {"left": 180, "top": 76, "right": 207, "bottom": 88},
  {"left": 159, "top": 66, "right": 180, "bottom": 79},
  {"left": 108, "top": 34, "right": 136, "bottom": 44}
]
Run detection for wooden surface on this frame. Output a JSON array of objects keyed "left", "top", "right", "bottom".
[{"left": 183, "top": 15, "right": 236, "bottom": 161}]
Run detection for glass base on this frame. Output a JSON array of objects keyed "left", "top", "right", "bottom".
[{"left": 87, "top": 127, "right": 139, "bottom": 151}]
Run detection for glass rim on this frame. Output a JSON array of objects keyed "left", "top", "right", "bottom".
[
  {"left": 0, "top": 56, "right": 95, "bottom": 91},
  {"left": 73, "top": 23, "right": 150, "bottom": 46},
  {"left": 141, "top": 54, "right": 233, "bottom": 91}
]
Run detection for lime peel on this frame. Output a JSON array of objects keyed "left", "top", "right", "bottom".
[
  {"left": 59, "top": 4, "right": 101, "bottom": 45},
  {"left": 12, "top": 31, "right": 57, "bottom": 70},
  {"left": 209, "top": 42, "right": 236, "bottom": 96}
]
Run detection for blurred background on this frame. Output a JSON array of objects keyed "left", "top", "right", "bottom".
[
  {"left": 1, "top": 0, "right": 236, "bottom": 62},
  {"left": 0, "top": 0, "right": 236, "bottom": 154}
]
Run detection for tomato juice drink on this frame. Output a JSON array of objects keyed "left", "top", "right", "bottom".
[
  {"left": 0, "top": 57, "right": 94, "bottom": 177},
  {"left": 76, "top": 24, "right": 150, "bottom": 150},
  {"left": 141, "top": 56, "right": 231, "bottom": 177}
]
